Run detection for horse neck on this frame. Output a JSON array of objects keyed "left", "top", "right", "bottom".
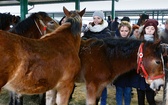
[
  {"left": 44, "top": 24, "right": 82, "bottom": 52},
  {"left": 109, "top": 44, "right": 139, "bottom": 75}
]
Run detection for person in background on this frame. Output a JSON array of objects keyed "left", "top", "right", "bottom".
[
  {"left": 111, "top": 17, "right": 119, "bottom": 36},
  {"left": 115, "top": 16, "right": 130, "bottom": 37},
  {"left": 113, "top": 21, "right": 133, "bottom": 105},
  {"left": 130, "top": 24, "right": 140, "bottom": 39},
  {"left": 107, "top": 15, "right": 113, "bottom": 31},
  {"left": 159, "top": 19, "right": 168, "bottom": 43},
  {"left": 139, "top": 19, "right": 159, "bottom": 41},
  {"left": 137, "top": 19, "right": 159, "bottom": 105},
  {"left": 159, "top": 19, "right": 168, "bottom": 104},
  {"left": 137, "top": 13, "right": 149, "bottom": 33},
  {"left": 82, "top": 10, "right": 112, "bottom": 105}
]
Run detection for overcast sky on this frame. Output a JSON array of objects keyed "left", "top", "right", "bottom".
[{"left": 0, "top": 0, "right": 167, "bottom": 15}]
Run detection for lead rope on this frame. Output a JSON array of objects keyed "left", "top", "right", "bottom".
[{"left": 34, "top": 19, "right": 47, "bottom": 36}]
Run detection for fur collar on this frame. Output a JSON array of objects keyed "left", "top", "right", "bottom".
[{"left": 88, "top": 20, "right": 108, "bottom": 32}]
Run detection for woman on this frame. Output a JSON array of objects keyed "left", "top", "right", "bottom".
[
  {"left": 82, "top": 10, "right": 112, "bottom": 105},
  {"left": 113, "top": 21, "right": 133, "bottom": 105},
  {"left": 130, "top": 24, "right": 140, "bottom": 39},
  {"left": 137, "top": 19, "right": 159, "bottom": 105}
]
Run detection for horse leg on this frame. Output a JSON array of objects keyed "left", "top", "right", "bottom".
[
  {"left": 9, "top": 92, "right": 23, "bottom": 105},
  {"left": 15, "top": 94, "right": 23, "bottom": 105},
  {"left": 86, "top": 82, "right": 98, "bottom": 105},
  {"left": 69, "top": 84, "right": 76, "bottom": 102},
  {"left": 39, "top": 93, "right": 46, "bottom": 105},
  {"left": 86, "top": 82, "right": 107, "bottom": 105},
  {"left": 46, "top": 90, "right": 56, "bottom": 105},
  {"left": 56, "top": 82, "right": 74, "bottom": 105}
]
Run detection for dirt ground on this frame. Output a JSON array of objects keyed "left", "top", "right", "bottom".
[{"left": 0, "top": 83, "right": 163, "bottom": 105}]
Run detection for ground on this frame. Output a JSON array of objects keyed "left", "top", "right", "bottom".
[{"left": 0, "top": 83, "right": 163, "bottom": 105}]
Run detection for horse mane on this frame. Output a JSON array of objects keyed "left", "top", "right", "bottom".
[
  {"left": 9, "top": 12, "right": 48, "bottom": 35},
  {"left": 88, "top": 38, "right": 143, "bottom": 58},
  {"left": 104, "top": 38, "right": 142, "bottom": 57}
]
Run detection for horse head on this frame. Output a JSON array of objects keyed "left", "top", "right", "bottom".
[
  {"left": 137, "top": 40, "right": 164, "bottom": 91},
  {"left": 63, "top": 6, "right": 86, "bottom": 36},
  {"left": 34, "top": 11, "right": 59, "bottom": 35}
]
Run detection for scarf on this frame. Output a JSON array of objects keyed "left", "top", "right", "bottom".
[
  {"left": 144, "top": 34, "right": 154, "bottom": 41},
  {"left": 88, "top": 20, "right": 108, "bottom": 32}
]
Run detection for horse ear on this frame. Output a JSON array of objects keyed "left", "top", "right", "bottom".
[
  {"left": 63, "top": 6, "right": 70, "bottom": 17},
  {"left": 79, "top": 8, "right": 86, "bottom": 17}
]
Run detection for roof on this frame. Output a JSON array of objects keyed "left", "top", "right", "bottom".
[{"left": 0, "top": 0, "right": 111, "bottom": 6}]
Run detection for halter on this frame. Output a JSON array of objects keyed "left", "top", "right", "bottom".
[
  {"left": 34, "top": 19, "right": 47, "bottom": 35},
  {"left": 137, "top": 43, "right": 165, "bottom": 80}
]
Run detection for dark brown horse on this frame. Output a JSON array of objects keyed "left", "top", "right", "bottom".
[
  {"left": 79, "top": 38, "right": 164, "bottom": 105},
  {"left": 0, "top": 7, "right": 83, "bottom": 105},
  {"left": 0, "top": 12, "right": 20, "bottom": 31},
  {"left": 8, "top": 12, "right": 59, "bottom": 105}
]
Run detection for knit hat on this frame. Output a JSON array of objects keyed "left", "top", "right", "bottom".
[
  {"left": 144, "top": 19, "right": 158, "bottom": 31},
  {"left": 92, "top": 10, "right": 104, "bottom": 19}
]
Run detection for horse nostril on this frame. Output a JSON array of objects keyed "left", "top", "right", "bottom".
[{"left": 156, "top": 61, "right": 161, "bottom": 64}]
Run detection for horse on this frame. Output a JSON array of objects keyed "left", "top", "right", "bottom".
[
  {"left": 0, "top": 12, "right": 20, "bottom": 31},
  {"left": 7, "top": 11, "right": 59, "bottom": 105},
  {"left": 79, "top": 38, "right": 164, "bottom": 105},
  {"left": 45, "top": 37, "right": 165, "bottom": 105},
  {"left": 0, "top": 6, "right": 85, "bottom": 105}
]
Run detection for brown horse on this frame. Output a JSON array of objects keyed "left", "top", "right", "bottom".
[
  {"left": 8, "top": 11, "right": 59, "bottom": 105},
  {"left": 78, "top": 38, "right": 164, "bottom": 105},
  {"left": 45, "top": 38, "right": 165, "bottom": 105},
  {"left": 0, "top": 6, "right": 85, "bottom": 105}
]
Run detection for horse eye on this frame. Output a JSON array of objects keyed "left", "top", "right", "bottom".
[
  {"left": 50, "top": 21, "right": 54, "bottom": 24},
  {"left": 156, "top": 61, "right": 161, "bottom": 64}
]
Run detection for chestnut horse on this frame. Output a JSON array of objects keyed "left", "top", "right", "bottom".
[
  {"left": 0, "top": 6, "right": 85, "bottom": 105},
  {"left": 8, "top": 12, "right": 59, "bottom": 105},
  {"left": 78, "top": 38, "right": 164, "bottom": 105}
]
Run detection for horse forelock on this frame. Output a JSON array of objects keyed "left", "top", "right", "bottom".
[{"left": 66, "top": 11, "right": 82, "bottom": 36}]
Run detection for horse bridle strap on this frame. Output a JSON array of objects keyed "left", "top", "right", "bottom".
[
  {"left": 34, "top": 19, "right": 47, "bottom": 35},
  {"left": 137, "top": 43, "right": 165, "bottom": 80}
]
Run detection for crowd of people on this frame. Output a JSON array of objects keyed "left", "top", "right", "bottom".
[{"left": 59, "top": 10, "right": 168, "bottom": 105}]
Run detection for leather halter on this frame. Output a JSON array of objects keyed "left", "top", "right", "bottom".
[
  {"left": 34, "top": 19, "right": 47, "bottom": 35},
  {"left": 137, "top": 43, "right": 165, "bottom": 80}
]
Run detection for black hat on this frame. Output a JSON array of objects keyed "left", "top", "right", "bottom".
[
  {"left": 121, "top": 17, "right": 130, "bottom": 22},
  {"left": 141, "top": 14, "right": 149, "bottom": 20}
]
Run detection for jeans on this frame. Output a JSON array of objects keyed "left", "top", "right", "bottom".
[
  {"left": 115, "top": 86, "right": 132, "bottom": 105},
  {"left": 101, "top": 87, "right": 107, "bottom": 105}
]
